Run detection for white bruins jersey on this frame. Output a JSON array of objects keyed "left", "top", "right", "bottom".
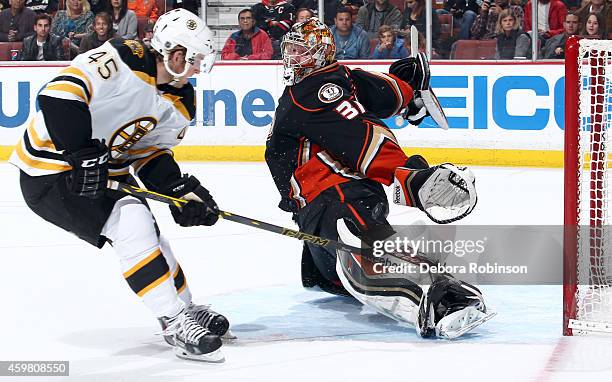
[{"left": 10, "top": 38, "right": 195, "bottom": 177}]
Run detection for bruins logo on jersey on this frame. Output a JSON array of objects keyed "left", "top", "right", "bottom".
[
  {"left": 124, "top": 39, "right": 144, "bottom": 58},
  {"left": 110, "top": 117, "right": 158, "bottom": 159}
]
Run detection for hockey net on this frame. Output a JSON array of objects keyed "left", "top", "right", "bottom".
[{"left": 564, "top": 37, "right": 612, "bottom": 335}]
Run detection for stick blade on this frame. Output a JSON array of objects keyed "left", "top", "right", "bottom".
[
  {"left": 410, "top": 25, "right": 418, "bottom": 57},
  {"left": 420, "top": 87, "right": 449, "bottom": 130}
]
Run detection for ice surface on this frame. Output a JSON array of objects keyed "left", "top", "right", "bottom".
[{"left": 2, "top": 163, "right": 612, "bottom": 381}]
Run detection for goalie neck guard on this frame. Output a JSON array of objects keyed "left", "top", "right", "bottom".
[{"left": 281, "top": 17, "right": 336, "bottom": 86}]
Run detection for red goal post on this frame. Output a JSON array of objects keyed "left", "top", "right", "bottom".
[{"left": 564, "top": 36, "right": 612, "bottom": 336}]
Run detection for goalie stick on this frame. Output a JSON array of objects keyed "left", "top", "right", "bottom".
[
  {"left": 107, "top": 180, "right": 365, "bottom": 254},
  {"left": 409, "top": 26, "right": 449, "bottom": 130}
]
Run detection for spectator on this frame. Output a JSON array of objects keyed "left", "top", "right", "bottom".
[
  {"left": 523, "top": 0, "right": 567, "bottom": 40},
  {"left": 108, "top": 0, "right": 137, "bottom": 39},
  {"left": 471, "top": 0, "right": 524, "bottom": 40},
  {"left": 356, "top": 0, "right": 402, "bottom": 39},
  {"left": 540, "top": 12, "right": 579, "bottom": 58},
  {"left": 78, "top": 11, "right": 113, "bottom": 53},
  {"left": 576, "top": 0, "right": 610, "bottom": 36},
  {"left": 251, "top": 0, "right": 295, "bottom": 59},
  {"left": 51, "top": 0, "right": 94, "bottom": 47},
  {"left": 495, "top": 9, "right": 530, "bottom": 58},
  {"left": 370, "top": 24, "right": 408, "bottom": 58},
  {"left": 221, "top": 8, "right": 273, "bottom": 60},
  {"left": 581, "top": 11, "right": 605, "bottom": 37},
  {"left": 0, "top": 0, "right": 36, "bottom": 42},
  {"left": 127, "top": 0, "right": 158, "bottom": 23},
  {"left": 400, "top": 0, "right": 440, "bottom": 43},
  {"left": 172, "top": 0, "right": 199, "bottom": 15},
  {"left": 20, "top": 13, "right": 65, "bottom": 60},
  {"left": 140, "top": 21, "right": 152, "bottom": 47},
  {"left": 442, "top": 0, "right": 480, "bottom": 39},
  {"left": 295, "top": 7, "right": 314, "bottom": 23},
  {"left": 25, "top": 0, "right": 58, "bottom": 14},
  {"left": 291, "top": 0, "right": 356, "bottom": 26},
  {"left": 331, "top": 6, "right": 369, "bottom": 58},
  {"left": 90, "top": 0, "right": 108, "bottom": 14}
]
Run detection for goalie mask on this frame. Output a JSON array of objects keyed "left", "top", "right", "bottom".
[
  {"left": 281, "top": 18, "right": 336, "bottom": 86},
  {"left": 151, "top": 9, "right": 216, "bottom": 79}
]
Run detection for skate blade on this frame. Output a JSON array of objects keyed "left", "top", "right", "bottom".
[
  {"left": 436, "top": 308, "right": 496, "bottom": 340},
  {"left": 222, "top": 329, "right": 237, "bottom": 341},
  {"left": 174, "top": 348, "right": 225, "bottom": 363}
]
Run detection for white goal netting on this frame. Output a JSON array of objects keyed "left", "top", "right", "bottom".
[{"left": 572, "top": 39, "right": 612, "bottom": 333}]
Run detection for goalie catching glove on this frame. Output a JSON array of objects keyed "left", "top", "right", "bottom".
[
  {"left": 64, "top": 139, "right": 109, "bottom": 199},
  {"left": 393, "top": 163, "right": 477, "bottom": 224},
  {"left": 164, "top": 175, "right": 219, "bottom": 227}
]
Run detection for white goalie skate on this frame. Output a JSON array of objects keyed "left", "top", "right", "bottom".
[
  {"left": 435, "top": 306, "right": 497, "bottom": 340},
  {"left": 416, "top": 276, "right": 495, "bottom": 340}
]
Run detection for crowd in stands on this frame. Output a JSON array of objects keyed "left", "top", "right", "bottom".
[
  {"left": 220, "top": 0, "right": 612, "bottom": 60},
  {"left": 0, "top": 0, "right": 611, "bottom": 61}
]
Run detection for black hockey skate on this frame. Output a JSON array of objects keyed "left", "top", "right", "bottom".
[
  {"left": 159, "top": 303, "right": 233, "bottom": 346},
  {"left": 188, "top": 303, "right": 235, "bottom": 340},
  {"left": 160, "top": 308, "right": 224, "bottom": 362}
]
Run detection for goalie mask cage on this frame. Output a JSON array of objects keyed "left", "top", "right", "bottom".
[{"left": 564, "top": 36, "right": 612, "bottom": 335}]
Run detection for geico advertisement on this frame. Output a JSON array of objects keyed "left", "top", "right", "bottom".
[{"left": 0, "top": 62, "right": 565, "bottom": 150}]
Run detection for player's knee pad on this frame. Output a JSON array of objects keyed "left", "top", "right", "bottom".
[{"left": 102, "top": 196, "right": 160, "bottom": 261}]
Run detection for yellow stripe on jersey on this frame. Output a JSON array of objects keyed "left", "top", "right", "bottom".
[
  {"left": 59, "top": 66, "right": 93, "bottom": 100},
  {"left": 127, "top": 146, "right": 162, "bottom": 156},
  {"left": 132, "top": 149, "right": 173, "bottom": 173},
  {"left": 108, "top": 168, "right": 130, "bottom": 176},
  {"left": 162, "top": 94, "right": 191, "bottom": 121},
  {"left": 132, "top": 70, "right": 156, "bottom": 87},
  {"left": 137, "top": 271, "right": 171, "bottom": 297},
  {"left": 27, "top": 121, "right": 57, "bottom": 151},
  {"left": 44, "top": 83, "right": 89, "bottom": 104},
  {"left": 14, "top": 139, "right": 71, "bottom": 172},
  {"left": 123, "top": 248, "right": 162, "bottom": 278}
]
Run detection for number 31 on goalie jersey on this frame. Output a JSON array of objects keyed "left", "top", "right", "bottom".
[{"left": 334, "top": 100, "right": 366, "bottom": 120}]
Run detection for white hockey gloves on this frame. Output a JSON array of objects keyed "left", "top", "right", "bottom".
[{"left": 393, "top": 163, "right": 477, "bottom": 224}]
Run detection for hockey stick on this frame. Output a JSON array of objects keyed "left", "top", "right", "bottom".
[
  {"left": 409, "top": 26, "right": 449, "bottom": 130},
  {"left": 107, "top": 180, "right": 365, "bottom": 254}
]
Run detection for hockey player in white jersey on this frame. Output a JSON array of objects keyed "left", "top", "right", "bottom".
[{"left": 10, "top": 9, "right": 229, "bottom": 362}]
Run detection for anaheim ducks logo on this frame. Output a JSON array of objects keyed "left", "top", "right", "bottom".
[
  {"left": 186, "top": 19, "right": 197, "bottom": 30},
  {"left": 109, "top": 117, "right": 158, "bottom": 159},
  {"left": 318, "top": 83, "right": 342, "bottom": 103}
]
